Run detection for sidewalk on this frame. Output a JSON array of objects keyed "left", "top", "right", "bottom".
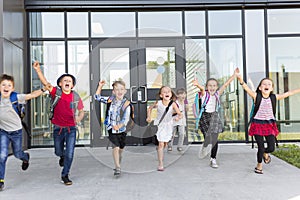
[{"left": 1, "top": 144, "right": 300, "bottom": 200}]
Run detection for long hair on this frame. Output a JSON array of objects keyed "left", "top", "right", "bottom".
[
  {"left": 255, "top": 78, "right": 274, "bottom": 94},
  {"left": 156, "top": 86, "right": 176, "bottom": 101}
]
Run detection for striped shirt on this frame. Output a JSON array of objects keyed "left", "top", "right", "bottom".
[{"left": 253, "top": 97, "right": 275, "bottom": 121}]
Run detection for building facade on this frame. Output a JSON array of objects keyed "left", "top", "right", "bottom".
[{"left": 1, "top": 0, "right": 300, "bottom": 148}]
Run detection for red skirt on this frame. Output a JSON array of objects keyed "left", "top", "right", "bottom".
[{"left": 248, "top": 119, "right": 279, "bottom": 137}]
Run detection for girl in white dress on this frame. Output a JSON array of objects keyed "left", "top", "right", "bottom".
[{"left": 147, "top": 86, "right": 182, "bottom": 171}]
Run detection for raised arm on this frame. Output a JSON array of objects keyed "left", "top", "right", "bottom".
[
  {"left": 32, "top": 61, "right": 53, "bottom": 92},
  {"left": 276, "top": 88, "right": 300, "bottom": 100},
  {"left": 236, "top": 68, "right": 256, "bottom": 99},
  {"left": 95, "top": 80, "right": 106, "bottom": 95},
  {"left": 193, "top": 79, "right": 205, "bottom": 97},
  {"left": 24, "top": 85, "right": 47, "bottom": 100},
  {"left": 218, "top": 68, "right": 238, "bottom": 95}
]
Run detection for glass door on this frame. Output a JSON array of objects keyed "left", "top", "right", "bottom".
[{"left": 90, "top": 38, "right": 185, "bottom": 147}]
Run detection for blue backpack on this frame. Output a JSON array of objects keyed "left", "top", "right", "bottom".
[{"left": 0, "top": 91, "right": 30, "bottom": 137}]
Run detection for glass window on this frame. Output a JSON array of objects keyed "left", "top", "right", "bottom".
[
  {"left": 91, "top": 12, "right": 135, "bottom": 37},
  {"left": 208, "top": 10, "right": 242, "bottom": 35},
  {"left": 268, "top": 9, "right": 300, "bottom": 34},
  {"left": 185, "top": 39, "right": 206, "bottom": 142},
  {"left": 146, "top": 47, "right": 176, "bottom": 88},
  {"left": 30, "top": 41, "right": 65, "bottom": 145},
  {"left": 67, "top": 12, "right": 88, "bottom": 38},
  {"left": 245, "top": 10, "right": 266, "bottom": 129},
  {"left": 138, "top": 12, "right": 182, "bottom": 37},
  {"left": 30, "top": 12, "right": 64, "bottom": 38},
  {"left": 185, "top": 11, "right": 205, "bottom": 36},
  {"left": 99, "top": 48, "right": 130, "bottom": 89},
  {"left": 269, "top": 37, "right": 300, "bottom": 140},
  {"left": 209, "top": 38, "right": 244, "bottom": 141},
  {"left": 68, "top": 41, "right": 90, "bottom": 144}
]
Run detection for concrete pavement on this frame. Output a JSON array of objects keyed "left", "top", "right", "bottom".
[{"left": 1, "top": 144, "right": 300, "bottom": 200}]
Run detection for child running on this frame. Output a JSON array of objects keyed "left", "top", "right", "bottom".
[
  {"left": 0, "top": 74, "right": 46, "bottom": 191},
  {"left": 146, "top": 86, "right": 182, "bottom": 171},
  {"left": 193, "top": 68, "right": 238, "bottom": 168},
  {"left": 33, "top": 61, "right": 84, "bottom": 185},
  {"left": 94, "top": 80, "right": 131, "bottom": 177},
  {"left": 236, "top": 69, "right": 300, "bottom": 174},
  {"left": 168, "top": 88, "right": 189, "bottom": 152}
]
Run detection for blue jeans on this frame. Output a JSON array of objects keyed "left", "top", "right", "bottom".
[
  {"left": 0, "top": 129, "right": 29, "bottom": 180},
  {"left": 53, "top": 125, "right": 76, "bottom": 177}
]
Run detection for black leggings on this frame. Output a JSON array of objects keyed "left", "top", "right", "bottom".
[
  {"left": 254, "top": 135, "right": 275, "bottom": 163},
  {"left": 203, "top": 133, "right": 218, "bottom": 159}
]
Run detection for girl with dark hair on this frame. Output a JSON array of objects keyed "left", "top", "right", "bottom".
[{"left": 237, "top": 70, "right": 300, "bottom": 174}]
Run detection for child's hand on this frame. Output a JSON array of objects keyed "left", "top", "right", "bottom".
[
  {"left": 235, "top": 68, "right": 241, "bottom": 77},
  {"left": 32, "top": 61, "right": 41, "bottom": 71},
  {"left": 146, "top": 116, "right": 152, "bottom": 123},
  {"left": 192, "top": 79, "right": 199, "bottom": 86},
  {"left": 112, "top": 125, "right": 119, "bottom": 131},
  {"left": 98, "top": 80, "right": 106, "bottom": 87}
]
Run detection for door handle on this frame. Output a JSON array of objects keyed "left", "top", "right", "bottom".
[
  {"left": 130, "top": 86, "right": 138, "bottom": 104},
  {"left": 140, "top": 86, "right": 147, "bottom": 103}
]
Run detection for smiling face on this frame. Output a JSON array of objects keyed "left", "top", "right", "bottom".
[
  {"left": 112, "top": 82, "right": 127, "bottom": 100},
  {"left": 59, "top": 76, "right": 74, "bottom": 93},
  {"left": 160, "top": 86, "right": 172, "bottom": 101},
  {"left": 206, "top": 79, "right": 218, "bottom": 95},
  {"left": 258, "top": 79, "right": 274, "bottom": 96},
  {"left": 0, "top": 75, "right": 15, "bottom": 98}
]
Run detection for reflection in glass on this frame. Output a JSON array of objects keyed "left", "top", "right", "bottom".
[
  {"left": 68, "top": 41, "right": 90, "bottom": 144},
  {"left": 268, "top": 9, "right": 300, "bottom": 34},
  {"left": 185, "top": 11, "right": 205, "bottom": 36},
  {"left": 209, "top": 38, "right": 244, "bottom": 141},
  {"left": 91, "top": 12, "right": 135, "bottom": 37},
  {"left": 269, "top": 37, "right": 300, "bottom": 139},
  {"left": 138, "top": 12, "right": 182, "bottom": 37},
  {"left": 30, "top": 41, "right": 65, "bottom": 146},
  {"left": 146, "top": 47, "right": 176, "bottom": 88},
  {"left": 99, "top": 48, "right": 130, "bottom": 89},
  {"left": 67, "top": 12, "right": 88, "bottom": 38},
  {"left": 185, "top": 39, "right": 206, "bottom": 142},
  {"left": 208, "top": 10, "right": 241, "bottom": 35},
  {"left": 30, "top": 12, "right": 64, "bottom": 38}
]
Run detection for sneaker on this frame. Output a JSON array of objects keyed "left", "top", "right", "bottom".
[
  {"left": 177, "top": 147, "right": 183, "bottom": 152},
  {"left": 210, "top": 158, "right": 219, "bottom": 168},
  {"left": 21, "top": 153, "right": 30, "bottom": 171},
  {"left": 0, "top": 180, "right": 4, "bottom": 191},
  {"left": 199, "top": 144, "right": 211, "bottom": 159},
  {"left": 61, "top": 175, "right": 72, "bottom": 185},
  {"left": 167, "top": 147, "right": 172, "bottom": 152},
  {"left": 114, "top": 167, "right": 121, "bottom": 176},
  {"left": 59, "top": 156, "right": 64, "bottom": 167}
]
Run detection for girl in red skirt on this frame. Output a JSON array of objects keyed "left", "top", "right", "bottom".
[{"left": 237, "top": 70, "right": 300, "bottom": 174}]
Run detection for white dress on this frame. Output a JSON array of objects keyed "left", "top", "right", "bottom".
[{"left": 154, "top": 101, "right": 174, "bottom": 142}]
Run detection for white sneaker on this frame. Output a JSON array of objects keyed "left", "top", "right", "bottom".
[
  {"left": 199, "top": 144, "right": 211, "bottom": 159},
  {"left": 210, "top": 158, "right": 219, "bottom": 168}
]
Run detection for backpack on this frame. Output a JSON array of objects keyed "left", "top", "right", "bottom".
[
  {"left": 48, "top": 87, "right": 80, "bottom": 120},
  {"left": 0, "top": 92, "right": 30, "bottom": 138},
  {"left": 193, "top": 91, "right": 220, "bottom": 130},
  {"left": 249, "top": 93, "right": 278, "bottom": 148},
  {"left": 105, "top": 96, "right": 135, "bottom": 133}
]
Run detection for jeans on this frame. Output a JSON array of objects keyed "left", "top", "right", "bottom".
[
  {"left": 0, "top": 129, "right": 29, "bottom": 180},
  {"left": 53, "top": 125, "right": 76, "bottom": 177}
]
